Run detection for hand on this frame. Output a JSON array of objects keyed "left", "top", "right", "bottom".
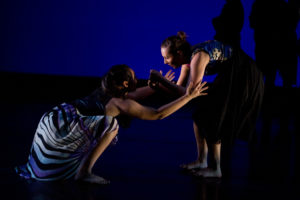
[
  {"left": 160, "top": 69, "right": 175, "bottom": 82},
  {"left": 149, "top": 69, "right": 164, "bottom": 82},
  {"left": 148, "top": 69, "right": 166, "bottom": 90},
  {"left": 148, "top": 79, "right": 159, "bottom": 89},
  {"left": 186, "top": 81, "right": 208, "bottom": 99}
]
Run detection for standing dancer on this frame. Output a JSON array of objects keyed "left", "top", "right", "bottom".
[{"left": 150, "top": 31, "right": 264, "bottom": 178}]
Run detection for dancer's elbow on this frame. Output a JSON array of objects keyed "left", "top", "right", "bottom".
[
  {"left": 153, "top": 110, "right": 167, "bottom": 120},
  {"left": 145, "top": 110, "right": 165, "bottom": 120}
]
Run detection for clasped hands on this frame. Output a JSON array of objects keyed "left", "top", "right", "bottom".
[
  {"left": 148, "top": 69, "right": 175, "bottom": 89},
  {"left": 148, "top": 69, "right": 208, "bottom": 98}
]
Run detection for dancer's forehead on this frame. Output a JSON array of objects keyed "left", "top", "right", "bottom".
[{"left": 161, "top": 47, "right": 172, "bottom": 57}]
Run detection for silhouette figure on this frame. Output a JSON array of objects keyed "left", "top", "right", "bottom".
[
  {"left": 212, "top": 0, "right": 244, "bottom": 48},
  {"left": 288, "top": 0, "right": 300, "bottom": 182},
  {"left": 249, "top": 0, "right": 299, "bottom": 145},
  {"left": 250, "top": 0, "right": 298, "bottom": 89}
]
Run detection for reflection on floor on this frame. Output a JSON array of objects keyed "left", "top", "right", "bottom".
[{"left": 0, "top": 73, "right": 299, "bottom": 200}]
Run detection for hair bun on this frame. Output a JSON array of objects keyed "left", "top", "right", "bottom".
[{"left": 177, "top": 31, "right": 188, "bottom": 41}]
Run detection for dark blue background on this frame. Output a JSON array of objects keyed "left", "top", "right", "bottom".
[{"left": 1, "top": 0, "right": 299, "bottom": 86}]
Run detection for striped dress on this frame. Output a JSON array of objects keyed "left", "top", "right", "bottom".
[{"left": 15, "top": 89, "right": 119, "bottom": 181}]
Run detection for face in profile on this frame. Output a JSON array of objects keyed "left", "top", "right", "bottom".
[{"left": 161, "top": 47, "right": 182, "bottom": 69}]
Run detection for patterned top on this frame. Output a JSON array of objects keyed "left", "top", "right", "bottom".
[{"left": 191, "top": 40, "right": 233, "bottom": 75}]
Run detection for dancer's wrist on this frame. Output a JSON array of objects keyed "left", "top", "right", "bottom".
[{"left": 148, "top": 80, "right": 160, "bottom": 90}]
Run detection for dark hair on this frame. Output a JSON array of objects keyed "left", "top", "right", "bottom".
[
  {"left": 102, "top": 64, "right": 137, "bottom": 98},
  {"left": 161, "top": 31, "right": 192, "bottom": 58},
  {"left": 101, "top": 64, "right": 136, "bottom": 128}
]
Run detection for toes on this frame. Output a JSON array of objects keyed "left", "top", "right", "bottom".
[
  {"left": 78, "top": 174, "right": 111, "bottom": 185},
  {"left": 91, "top": 175, "right": 110, "bottom": 185},
  {"left": 180, "top": 164, "right": 188, "bottom": 169},
  {"left": 192, "top": 171, "right": 203, "bottom": 177},
  {"left": 179, "top": 163, "right": 197, "bottom": 170},
  {"left": 99, "top": 179, "right": 110, "bottom": 185}
]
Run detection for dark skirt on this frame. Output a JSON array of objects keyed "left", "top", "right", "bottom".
[{"left": 192, "top": 49, "right": 264, "bottom": 144}]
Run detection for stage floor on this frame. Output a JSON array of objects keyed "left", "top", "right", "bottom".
[{"left": 0, "top": 98, "right": 299, "bottom": 200}]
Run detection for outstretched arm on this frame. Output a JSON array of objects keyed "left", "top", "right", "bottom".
[
  {"left": 126, "top": 70, "right": 176, "bottom": 101},
  {"left": 105, "top": 81, "right": 208, "bottom": 120},
  {"left": 149, "top": 51, "right": 209, "bottom": 94},
  {"left": 149, "top": 70, "right": 186, "bottom": 96},
  {"left": 126, "top": 86, "right": 155, "bottom": 101}
]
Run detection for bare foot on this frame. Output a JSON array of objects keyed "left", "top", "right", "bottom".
[
  {"left": 192, "top": 168, "right": 222, "bottom": 178},
  {"left": 76, "top": 173, "right": 110, "bottom": 185},
  {"left": 180, "top": 160, "right": 208, "bottom": 170}
]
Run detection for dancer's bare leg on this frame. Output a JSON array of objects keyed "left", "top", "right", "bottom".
[
  {"left": 75, "top": 126, "right": 119, "bottom": 184},
  {"left": 180, "top": 122, "right": 208, "bottom": 170},
  {"left": 194, "top": 142, "right": 222, "bottom": 178}
]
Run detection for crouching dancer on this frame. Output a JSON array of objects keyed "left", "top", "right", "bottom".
[{"left": 15, "top": 64, "right": 208, "bottom": 184}]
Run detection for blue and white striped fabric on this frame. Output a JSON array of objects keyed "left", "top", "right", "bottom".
[{"left": 15, "top": 103, "right": 118, "bottom": 181}]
